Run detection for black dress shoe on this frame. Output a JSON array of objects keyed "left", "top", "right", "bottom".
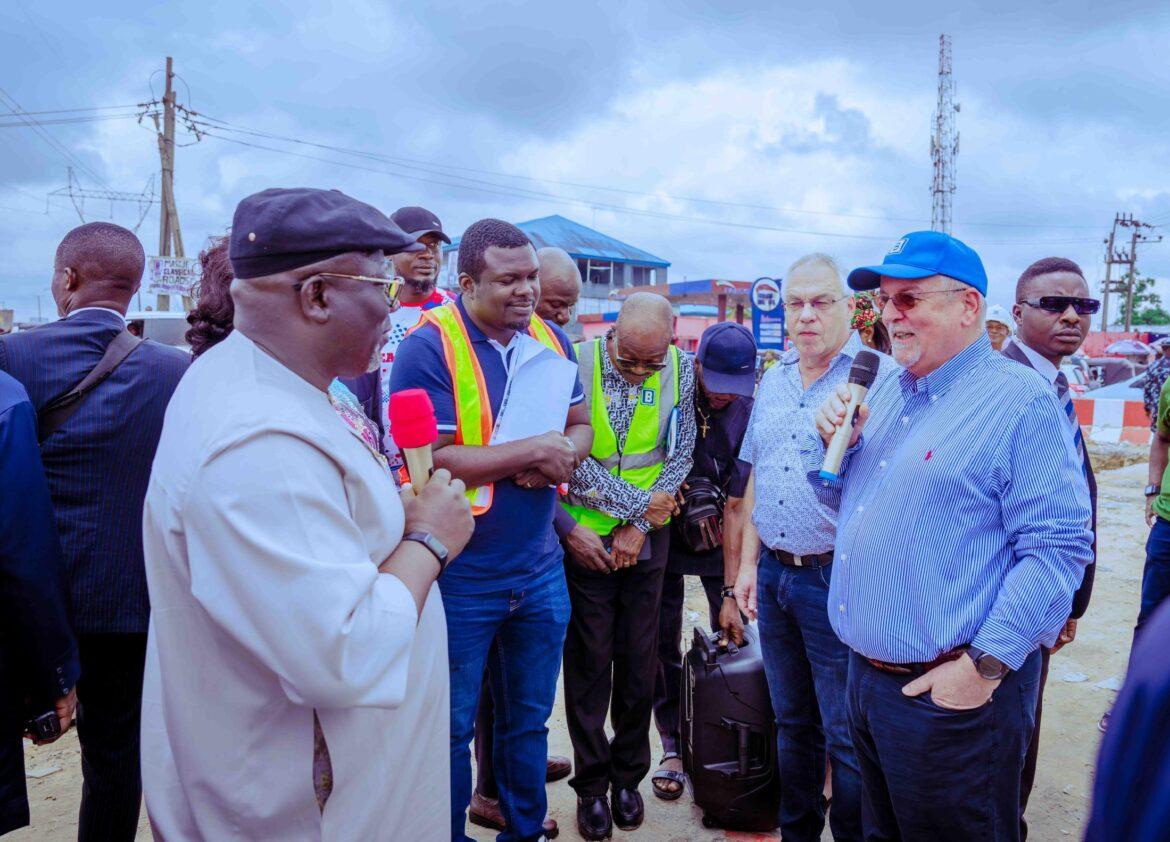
[
  {"left": 611, "top": 786, "right": 644, "bottom": 831},
  {"left": 576, "top": 795, "right": 613, "bottom": 840}
]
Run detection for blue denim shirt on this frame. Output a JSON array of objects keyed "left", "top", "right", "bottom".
[{"left": 740, "top": 331, "right": 896, "bottom": 555}]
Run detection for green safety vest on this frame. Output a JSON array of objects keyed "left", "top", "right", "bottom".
[{"left": 562, "top": 339, "right": 680, "bottom": 537}]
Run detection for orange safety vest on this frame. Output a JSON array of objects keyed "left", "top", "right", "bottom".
[{"left": 418, "top": 304, "right": 566, "bottom": 515}]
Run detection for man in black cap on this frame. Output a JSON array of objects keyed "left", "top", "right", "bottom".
[
  {"left": 651, "top": 321, "right": 755, "bottom": 800},
  {"left": 363, "top": 206, "right": 457, "bottom": 465},
  {"left": 139, "top": 187, "right": 474, "bottom": 840}
]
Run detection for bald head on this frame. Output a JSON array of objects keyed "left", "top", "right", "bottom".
[
  {"left": 536, "top": 247, "right": 582, "bottom": 327},
  {"left": 618, "top": 292, "right": 673, "bottom": 336},
  {"left": 51, "top": 222, "right": 145, "bottom": 316},
  {"left": 610, "top": 292, "right": 673, "bottom": 383}
]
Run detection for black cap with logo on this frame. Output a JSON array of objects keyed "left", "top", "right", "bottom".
[{"left": 391, "top": 206, "right": 451, "bottom": 245}]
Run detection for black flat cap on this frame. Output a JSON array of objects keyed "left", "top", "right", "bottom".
[{"left": 229, "top": 187, "right": 423, "bottom": 280}]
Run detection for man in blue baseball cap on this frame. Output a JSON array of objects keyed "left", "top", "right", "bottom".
[
  {"left": 809, "top": 231, "right": 1093, "bottom": 841},
  {"left": 650, "top": 322, "right": 755, "bottom": 801}
]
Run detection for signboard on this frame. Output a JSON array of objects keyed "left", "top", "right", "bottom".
[
  {"left": 147, "top": 256, "right": 200, "bottom": 295},
  {"left": 750, "top": 276, "right": 785, "bottom": 350}
]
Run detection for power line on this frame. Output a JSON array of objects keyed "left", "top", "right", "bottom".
[
  {"left": 202, "top": 130, "right": 1101, "bottom": 247},
  {"left": 0, "top": 113, "right": 143, "bottom": 129},
  {"left": 187, "top": 109, "right": 1101, "bottom": 233},
  {"left": 0, "top": 103, "right": 145, "bottom": 116},
  {"left": 0, "top": 87, "right": 107, "bottom": 187}
]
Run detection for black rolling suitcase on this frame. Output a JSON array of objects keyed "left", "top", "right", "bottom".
[{"left": 681, "top": 623, "right": 780, "bottom": 832}]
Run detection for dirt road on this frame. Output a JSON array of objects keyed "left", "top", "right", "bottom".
[{"left": 13, "top": 462, "right": 1146, "bottom": 841}]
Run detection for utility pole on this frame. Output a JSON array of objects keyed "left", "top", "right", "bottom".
[
  {"left": 930, "top": 34, "right": 959, "bottom": 234},
  {"left": 1100, "top": 213, "right": 1162, "bottom": 331},
  {"left": 153, "top": 56, "right": 185, "bottom": 311}
]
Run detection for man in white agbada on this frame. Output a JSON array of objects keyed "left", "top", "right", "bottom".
[{"left": 141, "top": 188, "right": 474, "bottom": 841}]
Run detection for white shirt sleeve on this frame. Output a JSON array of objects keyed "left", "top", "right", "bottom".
[{"left": 182, "top": 429, "right": 419, "bottom": 710}]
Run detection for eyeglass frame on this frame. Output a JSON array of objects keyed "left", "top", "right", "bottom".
[
  {"left": 293, "top": 272, "right": 404, "bottom": 307},
  {"left": 876, "top": 286, "right": 969, "bottom": 312},
  {"left": 1018, "top": 296, "right": 1100, "bottom": 316},
  {"left": 611, "top": 330, "right": 670, "bottom": 373},
  {"left": 782, "top": 295, "right": 848, "bottom": 314}
]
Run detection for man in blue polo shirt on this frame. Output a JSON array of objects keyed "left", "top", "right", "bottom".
[{"left": 391, "top": 218, "right": 593, "bottom": 842}]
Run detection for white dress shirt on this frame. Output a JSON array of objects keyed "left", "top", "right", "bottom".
[
  {"left": 141, "top": 329, "right": 449, "bottom": 841},
  {"left": 1007, "top": 338, "right": 1060, "bottom": 384}
]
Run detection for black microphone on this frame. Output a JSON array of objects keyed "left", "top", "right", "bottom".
[{"left": 820, "top": 350, "right": 881, "bottom": 481}]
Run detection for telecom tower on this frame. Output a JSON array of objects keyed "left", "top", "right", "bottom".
[{"left": 930, "top": 34, "right": 959, "bottom": 234}]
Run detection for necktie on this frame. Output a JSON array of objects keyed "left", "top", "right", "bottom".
[{"left": 1055, "top": 372, "right": 1087, "bottom": 471}]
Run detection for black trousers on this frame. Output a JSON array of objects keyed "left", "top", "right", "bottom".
[
  {"left": 76, "top": 633, "right": 147, "bottom": 842},
  {"left": 1019, "top": 646, "right": 1052, "bottom": 840},
  {"left": 652, "top": 571, "right": 722, "bottom": 756},
  {"left": 563, "top": 527, "right": 669, "bottom": 796}
]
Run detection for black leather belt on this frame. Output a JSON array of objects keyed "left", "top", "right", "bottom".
[{"left": 770, "top": 548, "right": 833, "bottom": 569}]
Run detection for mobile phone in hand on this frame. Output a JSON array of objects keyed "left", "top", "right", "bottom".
[{"left": 25, "top": 710, "right": 61, "bottom": 742}]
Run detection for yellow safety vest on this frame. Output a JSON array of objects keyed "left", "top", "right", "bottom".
[
  {"left": 420, "top": 303, "right": 566, "bottom": 515},
  {"left": 562, "top": 339, "right": 680, "bottom": 537}
]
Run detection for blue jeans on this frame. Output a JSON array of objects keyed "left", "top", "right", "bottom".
[
  {"left": 756, "top": 551, "right": 862, "bottom": 842},
  {"left": 444, "top": 563, "right": 571, "bottom": 842},
  {"left": 1137, "top": 516, "right": 1170, "bottom": 635},
  {"left": 848, "top": 650, "right": 1041, "bottom": 841}
]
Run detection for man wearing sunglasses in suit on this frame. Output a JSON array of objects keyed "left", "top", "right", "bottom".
[{"left": 1001, "top": 257, "right": 1098, "bottom": 839}]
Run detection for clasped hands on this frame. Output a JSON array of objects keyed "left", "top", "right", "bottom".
[
  {"left": 564, "top": 491, "right": 678, "bottom": 574},
  {"left": 512, "top": 431, "right": 580, "bottom": 490}
]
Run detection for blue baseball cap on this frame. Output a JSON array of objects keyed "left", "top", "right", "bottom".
[
  {"left": 847, "top": 230, "right": 988, "bottom": 296},
  {"left": 697, "top": 322, "right": 757, "bottom": 397}
]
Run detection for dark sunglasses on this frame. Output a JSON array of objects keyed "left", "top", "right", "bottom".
[
  {"left": 1018, "top": 296, "right": 1100, "bottom": 315},
  {"left": 876, "top": 287, "right": 967, "bottom": 312}
]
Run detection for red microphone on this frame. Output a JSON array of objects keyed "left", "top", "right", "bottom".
[{"left": 389, "top": 388, "right": 438, "bottom": 494}]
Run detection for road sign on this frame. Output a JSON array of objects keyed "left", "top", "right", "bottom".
[
  {"left": 147, "top": 256, "right": 200, "bottom": 295},
  {"left": 751, "top": 277, "right": 785, "bottom": 350}
]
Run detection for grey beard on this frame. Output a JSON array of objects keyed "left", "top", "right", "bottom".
[{"left": 366, "top": 345, "right": 382, "bottom": 373}]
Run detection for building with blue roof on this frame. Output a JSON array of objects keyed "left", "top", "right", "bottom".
[{"left": 442, "top": 215, "right": 670, "bottom": 316}]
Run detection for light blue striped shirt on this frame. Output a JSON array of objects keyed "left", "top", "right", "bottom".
[
  {"left": 741, "top": 332, "right": 897, "bottom": 554},
  {"left": 802, "top": 333, "right": 1092, "bottom": 670}
]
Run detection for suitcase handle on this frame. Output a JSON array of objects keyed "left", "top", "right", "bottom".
[
  {"left": 695, "top": 628, "right": 742, "bottom": 666},
  {"left": 720, "top": 718, "right": 754, "bottom": 778}
]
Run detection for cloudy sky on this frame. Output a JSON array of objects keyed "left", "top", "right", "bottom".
[{"left": 1, "top": 1, "right": 1167, "bottom": 325}]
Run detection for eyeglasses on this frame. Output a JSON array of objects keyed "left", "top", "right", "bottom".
[
  {"left": 876, "top": 287, "right": 968, "bottom": 312},
  {"left": 1018, "top": 296, "right": 1100, "bottom": 315},
  {"left": 783, "top": 296, "right": 846, "bottom": 313},
  {"left": 614, "top": 347, "right": 669, "bottom": 373},
  {"left": 294, "top": 273, "right": 403, "bottom": 306}
]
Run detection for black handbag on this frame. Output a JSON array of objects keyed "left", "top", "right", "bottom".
[{"left": 675, "top": 475, "right": 726, "bottom": 554}]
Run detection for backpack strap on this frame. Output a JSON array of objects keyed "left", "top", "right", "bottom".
[{"left": 38, "top": 331, "right": 144, "bottom": 442}]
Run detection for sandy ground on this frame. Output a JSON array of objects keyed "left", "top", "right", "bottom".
[{"left": 13, "top": 460, "right": 1146, "bottom": 841}]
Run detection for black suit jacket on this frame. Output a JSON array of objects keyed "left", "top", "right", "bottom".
[
  {"left": 1002, "top": 339, "right": 1096, "bottom": 618},
  {"left": 0, "top": 309, "right": 190, "bottom": 634},
  {"left": 0, "top": 371, "right": 79, "bottom": 835}
]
